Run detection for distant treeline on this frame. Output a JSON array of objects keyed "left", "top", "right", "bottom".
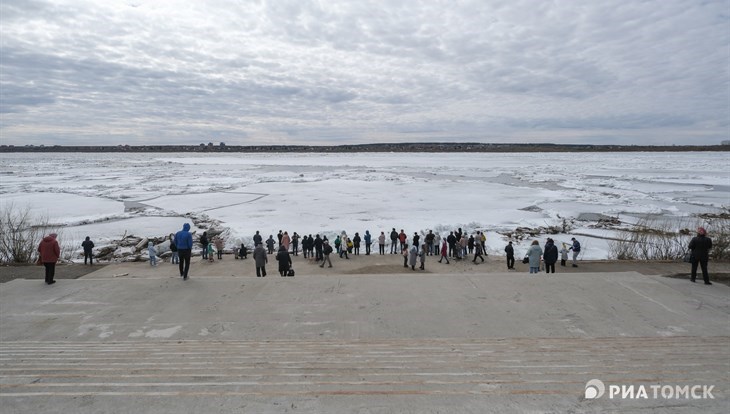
[{"left": 1, "top": 143, "right": 728, "bottom": 153}]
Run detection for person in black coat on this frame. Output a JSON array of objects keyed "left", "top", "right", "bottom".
[
  {"left": 688, "top": 227, "right": 713, "bottom": 285},
  {"left": 81, "top": 236, "right": 94, "bottom": 265},
  {"left": 447, "top": 232, "right": 457, "bottom": 257},
  {"left": 200, "top": 232, "right": 209, "bottom": 260},
  {"left": 276, "top": 245, "right": 292, "bottom": 276},
  {"left": 352, "top": 233, "right": 361, "bottom": 255},
  {"left": 543, "top": 238, "right": 559, "bottom": 273},
  {"left": 390, "top": 228, "right": 398, "bottom": 254},
  {"left": 504, "top": 241, "right": 515, "bottom": 270},
  {"left": 314, "top": 234, "right": 324, "bottom": 261}
]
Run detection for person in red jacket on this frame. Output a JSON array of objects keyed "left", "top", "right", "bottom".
[{"left": 38, "top": 233, "right": 61, "bottom": 285}]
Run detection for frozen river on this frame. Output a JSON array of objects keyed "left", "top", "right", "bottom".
[{"left": 1, "top": 151, "right": 728, "bottom": 259}]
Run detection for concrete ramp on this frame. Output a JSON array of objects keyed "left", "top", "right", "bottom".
[{"left": 1, "top": 271, "right": 728, "bottom": 413}]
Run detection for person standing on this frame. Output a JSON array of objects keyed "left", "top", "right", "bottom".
[
  {"left": 281, "top": 231, "right": 291, "bottom": 252},
  {"left": 425, "top": 230, "right": 435, "bottom": 256},
  {"left": 276, "top": 245, "right": 292, "bottom": 277},
  {"left": 543, "top": 238, "right": 559, "bottom": 273},
  {"left": 353, "top": 233, "right": 361, "bottom": 255},
  {"left": 569, "top": 237, "right": 581, "bottom": 267},
  {"left": 301, "top": 235, "right": 309, "bottom": 258},
  {"left": 81, "top": 236, "right": 94, "bottom": 265},
  {"left": 433, "top": 232, "right": 441, "bottom": 256},
  {"left": 253, "top": 243, "right": 268, "bottom": 277},
  {"left": 527, "top": 240, "right": 542, "bottom": 274},
  {"left": 505, "top": 241, "right": 515, "bottom": 270},
  {"left": 399, "top": 229, "right": 407, "bottom": 252},
  {"left": 169, "top": 233, "right": 179, "bottom": 264},
  {"left": 480, "top": 231, "right": 487, "bottom": 256},
  {"left": 314, "top": 234, "right": 323, "bottom": 261},
  {"left": 214, "top": 236, "right": 224, "bottom": 260},
  {"left": 253, "top": 231, "right": 262, "bottom": 247},
  {"left": 266, "top": 235, "right": 276, "bottom": 254},
  {"left": 340, "top": 237, "right": 350, "bottom": 259},
  {"left": 468, "top": 235, "right": 475, "bottom": 254},
  {"left": 175, "top": 223, "right": 193, "bottom": 280},
  {"left": 364, "top": 230, "right": 372, "bottom": 255},
  {"left": 438, "top": 239, "right": 450, "bottom": 264},
  {"left": 320, "top": 240, "right": 333, "bottom": 268},
  {"left": 419, "top": 244, "right": 426, "bottom": 270},
  {"left": 291, "top": 232, "right": 300, "bottom": 256},
  {"left": 408, "top": 243, "right": 418, "bottom": 271},
  {"left": 390, "top": 228, "right": 398, "bottom": 254},
  {"left": 148, "top": 241, "right": 158, "bottom": 266},
  {"left": 447, "top": 231, "right": 456, "bottom": 258},
  {"left": 200, "top": 232, "right": 209, "bottom": 260},
  {"left": 688, "top": 227, "right": 713, "bottom": 285},
  {"left": 38, "top": 233, "right": 60, "bottom": 285},
  {"left": 378, "top": 231, "right": 386, "bottom": 255},
  {"left": 412, "top": 232, "right": 420, "bottom": 249},
  {"left": 402, "top": 243, "right": 410, "bottom": 268},
  {"left": 277, "top": 230, "right": 284, "bottom": 246},
  {"left": 560, "top": 243, "right": 568, "bottom": 267}
]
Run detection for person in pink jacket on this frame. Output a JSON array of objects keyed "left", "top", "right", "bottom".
[
  {"left": 438, "top": 239, "right": 450, "bottom": 264},
  {"left": 38, "top": 233, "right": 61, "bottom": 285}
]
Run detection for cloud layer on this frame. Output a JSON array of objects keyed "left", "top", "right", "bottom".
[{"left": 1, "top": 0, "right": 728, "bottom": 145}]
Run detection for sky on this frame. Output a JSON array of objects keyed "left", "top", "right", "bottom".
[{"left": 0, "top": 0, "right": 728, "bottom": 146}]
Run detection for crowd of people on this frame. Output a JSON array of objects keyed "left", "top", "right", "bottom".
[{"left": 36, "top": 226, "right": 716, "bottom": 285}]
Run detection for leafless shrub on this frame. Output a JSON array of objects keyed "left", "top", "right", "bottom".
[
  {"left": 609, "top": 215, "right": 730, "bottom": 261},
  {"left": 0, "top": 202, "right": 60, "bottom": 264}
]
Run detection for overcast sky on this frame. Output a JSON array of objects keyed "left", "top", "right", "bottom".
[{"left": 1, "top": 0, "right": 728, "bottom": 146}]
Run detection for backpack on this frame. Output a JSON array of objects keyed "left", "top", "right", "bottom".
[{"left": 324, "top": 244, "right": 333, "bottom": 254}]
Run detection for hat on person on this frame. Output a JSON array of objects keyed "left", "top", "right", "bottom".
[
  {"left": 49, "top": 233, "right": 57, "bottom": 239},
  {"left": 697, "top": 227, "right": 707, "bottom": 236}
]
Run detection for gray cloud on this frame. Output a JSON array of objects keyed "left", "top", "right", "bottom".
[{"left": 0, "top": 0, "right": 727, "bottom": 145}]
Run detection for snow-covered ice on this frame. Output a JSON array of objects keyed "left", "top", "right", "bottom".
[{"left": 1, "top": 151, "right": 727, "bottom": 260}]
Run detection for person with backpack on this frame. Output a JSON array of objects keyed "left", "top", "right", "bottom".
[
  {"left": 569, "top": 237, "right": 581, "bottom": 267},
  {"left": 320, "top": 240, "right": 333, "bottom": 268}
]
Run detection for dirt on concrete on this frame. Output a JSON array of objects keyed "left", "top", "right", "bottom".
[{"left": 0, "top": 264, "right": 105, "bottom": 284}]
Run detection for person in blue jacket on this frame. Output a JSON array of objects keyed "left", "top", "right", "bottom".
[
  {"left": 175, "top": 223, "right": 194, "bottom": 280},
  {"left": 364, "top": 230, "right": 372, "bottom": 255}
]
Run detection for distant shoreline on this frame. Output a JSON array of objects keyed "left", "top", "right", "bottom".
[{"left": 1, "top": 143, "right": 728, "bottom": 153}]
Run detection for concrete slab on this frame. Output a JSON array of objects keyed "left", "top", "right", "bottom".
[{"left": 1, "top": 263, "right": 728, "bottom": 413}]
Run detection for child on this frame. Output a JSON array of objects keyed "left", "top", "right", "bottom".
[
  {"left": 148, "top": 241, "right": 157, "bottom": 266},
  {"left": 560, "top": 243, "right": 568, "bottom": 267},
  {"left": 207, "top": 243, "right": 215, "bottom": 263},
  {"left": 402, "top": 243, "right": 409, "bottom": 268}
]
